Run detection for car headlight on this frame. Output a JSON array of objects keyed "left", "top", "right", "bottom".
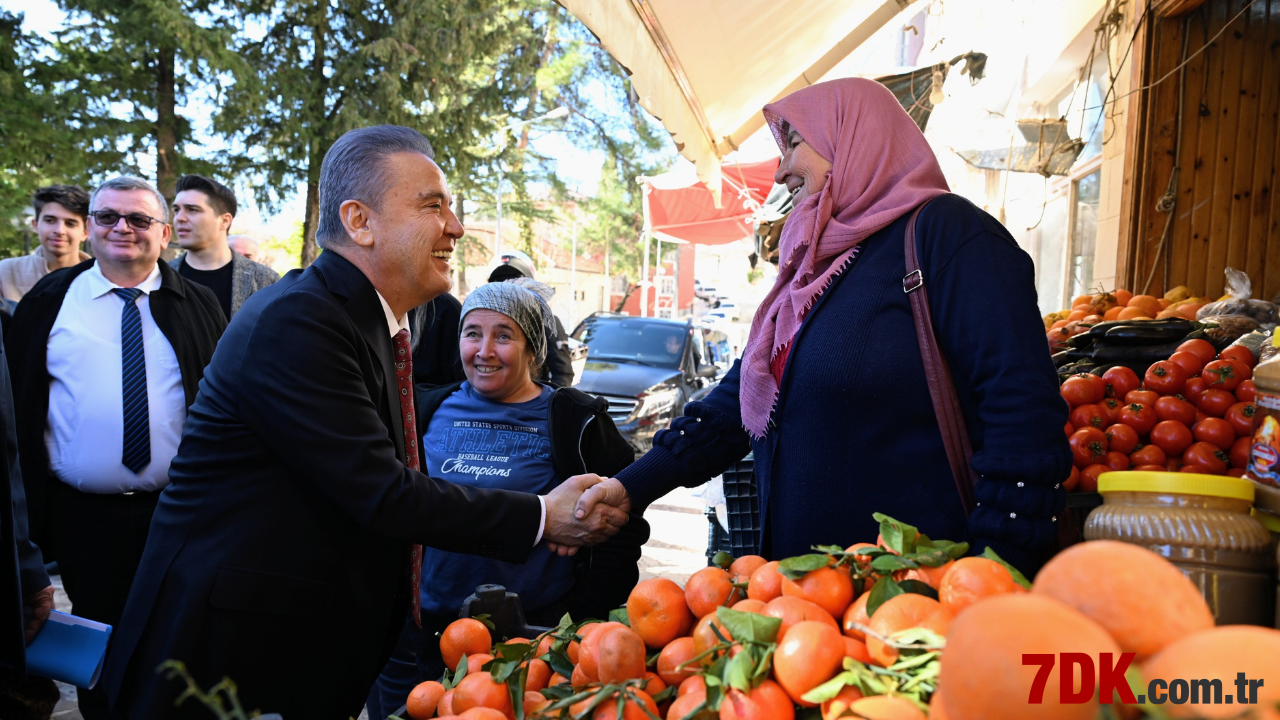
[{"left": 634, "top": 387, "right": 680, "bottom": 423}]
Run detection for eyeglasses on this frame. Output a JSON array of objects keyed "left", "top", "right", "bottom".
[{"left": 89, "top": 210, "right": 166, "bottom": 231}]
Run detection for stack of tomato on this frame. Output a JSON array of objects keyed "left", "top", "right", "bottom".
[{"left": 1061, "top": 337, "right": 1259, "bottom": 490}]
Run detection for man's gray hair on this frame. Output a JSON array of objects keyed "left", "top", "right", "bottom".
[
  {"left": 90, "top": 176, "right": 169, "bottom": 222},
  {"left": 316, "top": 125, "right": 435, "bottom": 250}
]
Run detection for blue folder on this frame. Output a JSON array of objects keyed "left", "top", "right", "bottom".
[{"left": 25, "top": 610, "right": 112, "bottom": 689}]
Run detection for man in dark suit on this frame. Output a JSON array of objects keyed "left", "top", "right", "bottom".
[
  {"left": 5, "top": 176, "right": 226, "bottom": 719},
  {"left": 103, "top": 125, "right": 631, "bottom": 720}
]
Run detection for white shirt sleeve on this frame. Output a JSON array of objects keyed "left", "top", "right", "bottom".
[{"left": 534, "top": 495, "right": 547, "bottom": 545}]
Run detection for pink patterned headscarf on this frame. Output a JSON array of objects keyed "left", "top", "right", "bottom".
[{"left": 739, "top": 77, "right": 950, "bottom": 438}]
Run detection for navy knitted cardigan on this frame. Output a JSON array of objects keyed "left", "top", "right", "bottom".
[{"left": 617, "top": 195, "right": 1072, "bottom": 574}]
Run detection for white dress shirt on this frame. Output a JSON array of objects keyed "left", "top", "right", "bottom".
[
  {"left": 375, "top": 292, "right": 546, "bottom": 545},
  {"left": 45, "top": 264, "right": 187, "bottom": 493}
]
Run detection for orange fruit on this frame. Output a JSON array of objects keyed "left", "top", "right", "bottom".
[
  {"left": 667, "top": 691, "right": 711, "bottom": 720},
  {"left": 466, "top": 653, "right": 493, "bottom": 675},
  {"left": 656, "top": 636, "right": 699, "bottom": 686},
  {"left": 865, "top": 593, "right": 950, "bottom": 667},
  {"left": 1031, "top": 540, "right": 1214, "bottom": 662},
  {"left": 763, "top": 596, "right": 838, "bottom": 641},
  {"left": 548, "top": 672, "right": 568, "bottom": 687},
  {"left": 780, "top": 565, "right": 854, "bottom": 619},
  {"left": 452, "top": 672, "right": 513, "bottom": 717},
  {"left": 1113, "top": 288, "right": 1133, "bottom": 305},
  {"left": 523, "top": 690, "right": 550, "bottom": 716},
  {"left": 1072, "top": 294, "right": 1092, "bottom": 307},
  {"left": 535, "top": 634, "right": 555, "bottom": 657},
  {"left": 567, "top": 639, "right": 580, "bottom": 664},
  {"left": 641, "top": 671, "right": 666, "bottom": 698},
  {"left": 843, "top": 636, "right": 872, "bottom": 664},
  {"left": 1067, "top": 309, "right": 1088, "bottom": 322},
  {"left": 579, "top": 621, "right": 627, "bottom": 681},
  {"left": 820, "top": 686, "right": 864, "bottom": 720},
  {"left": 773, "top": 620, "right": 845, "bottom": 706},
  {"left": 1104, "top": 306, "right": 1123, "bottom": 321},
  {"left": 746, "top": 561, "right": 784, "bottom": 602},
  {"left": 685, "top": 567, "right": 738, "bottom": 618},
  {"left": 719, "top": 679, "right": 795, "bottom": 720},
  {"left": 1127, "top": 294, "right": 1161, "bottom": 317},
  {"left": 841, "top": 593, "right": 870, "bottom": 641},
  {"left": 571, "top": 663, "right": 590, "bottom": 688},
  {"left": 523, "top": 658, "right": 551, "bottom": 692},
  {"left": 678, "top": 675, "right": 707, "bottom": 697},
  {"left": 460, "top": 708, "right": 507, "bottom": 720},
  {"left": 1142, "top": 625, "right": 1280, "bottom": 719},
  {"left": 729, "top": 555, "right": 767, "bottom": 582},
  {"left": 596, "top": 626, "right": 647, "bottom": 683},
  {"left": 440, "top": 618, "right": 493, "bottom": 672},
  {"left": 692, "top": 612, "right": 734, "bottom": 657},
  {"left": 845, "top": 696, "right": 926, "bottom": 720},
  {"left": 406, "top": 680, "right": 446, "bottom": 720},
  {"left": 938, "top": 557, "right": 1020, "bottom": 617},
  {"left": 901, "top": 559, "right": 953, "bottom": 589},
  {"left": 940, "top": 593, "right": 1120, "bottom": 720},
  {"left": 1117, "top": 306, "right": 1151, "bottom": 320},
  {"left": 592, "top": 690, "right": 660, "bottom": 720},
  {"left": 628, "top": 578, "right": 694, "bottom": 649},
  {"left": 439, "top": 689, "right": 455, "bottom": 716},
  {"left": 731, "top": 598, "right": 766, "bottom": 613},
  {"left": 928, "top": 689, "right": 950, "bottom": 720}
]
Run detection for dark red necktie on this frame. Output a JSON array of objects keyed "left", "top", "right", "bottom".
[{"left": 392, "top": 329, "right": 424, "bottom": 627}]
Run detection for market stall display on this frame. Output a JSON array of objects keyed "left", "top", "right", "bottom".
[{"left": 394, "top": 513, "right": 1280, "bottom": 720}]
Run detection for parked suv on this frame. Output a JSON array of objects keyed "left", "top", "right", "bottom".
[{"left": 570, "top": 313, "right": 719, "bottom": 455}]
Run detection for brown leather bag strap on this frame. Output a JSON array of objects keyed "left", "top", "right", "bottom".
[{"left": 903, "top": 200, "right": 979, "bottom": 515}]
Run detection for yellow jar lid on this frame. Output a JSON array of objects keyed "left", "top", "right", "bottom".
[
  {"left": 1097, "top": 471, "right": 1256, "bottom": 502},
  {"left": 1251, "top": 508, "right": 1280, "bottom": 534}
]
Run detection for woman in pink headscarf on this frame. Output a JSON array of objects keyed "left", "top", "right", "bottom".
[{"left": 587, "top": 78, "right": 1070, "bottom": 573}]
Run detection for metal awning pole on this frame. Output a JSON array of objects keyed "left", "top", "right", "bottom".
[{"left": 639, "top": 179, "right": 652, "bottom": 318}]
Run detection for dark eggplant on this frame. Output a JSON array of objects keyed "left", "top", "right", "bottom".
[
  {"left": 1080, "top": 319, "right": 1195, "bottom": 341},
  {"left": 1102, "top": 321, "right": 1196, "bottom": 345},
  {"left": 1088, "top": 338, "right": 1186, "bottom": 364}
]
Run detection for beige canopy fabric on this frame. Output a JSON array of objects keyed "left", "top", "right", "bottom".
[{"left": 559, "top": 0, "right": 912, "bottom": 202}]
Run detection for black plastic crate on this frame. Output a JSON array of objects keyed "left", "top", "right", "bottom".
[
  {"left": 717, "top": 453, "right": 763, "bottom": 559},
  {"left": 706, "top": 508, "right": 731, "bottom": 564}
]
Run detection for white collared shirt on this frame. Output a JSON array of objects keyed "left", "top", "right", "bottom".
[
  {"left": 45, "top": 263, "right": 187, "bottom": 493},
  {"left": 375, "top": 291, "right": 546, "bottom": 544}
]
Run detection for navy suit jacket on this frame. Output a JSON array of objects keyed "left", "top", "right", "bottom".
[{"left": 103, "top": 251, "right": 542, "bottom": 719}]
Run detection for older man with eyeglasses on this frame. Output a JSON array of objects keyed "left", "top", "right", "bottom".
[{"left": 3, "top": 176, "right": 226, "bottom": 720}]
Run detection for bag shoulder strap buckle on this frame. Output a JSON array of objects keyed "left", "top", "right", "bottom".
[{"left": 903, "top": 269, "right": 924, "bottom": 294}]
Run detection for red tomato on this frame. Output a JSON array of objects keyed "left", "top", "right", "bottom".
[
  {"left": 1129, "top": 443, "right": 1168, "bottom": 468},
  {"left": 1194, "top": 388, "right": 1236, "bottom": 417},
  {"left": 1069, "top": 428, "right": 1108, "bottom": 468},
  {"left": 1236, "top": 379, "right": 1257, "bottom": 403},
  {"left": 1183, "top": 441, "right": 1228, "bottom": 474},
  {"left": 1227, "top": 468, "right": 1248, "bottom": 478},
  {"left": 1079, "top": 464, "right": 1108, "bottom": 492},
  {"left": 1153, "top": 395, "right": 1196, "bottom": 425},
  {"left": 1064, "top": 422, "right": 1074, "bottom": 437},
  {"left": 1144, "top": 361, "right": 1187, "bottom": 395},
  {"left": 1063, "top": 465, "right": 1080, "bottom": 492},
  {"left": 1192, "top": 417, "right": 1235, "bottom": 451},
  {"left": 1224, "top": 402, "right": 1256, "bottom": 437},
  {"left": 1069, "top": 404, "right": 1108, "bottom": 432},
  {"left": 1125, "top": 389, "right": 1159, "bottom": 407},
  {"left": 1104, "top": 423, "right": 1140, "bottom": 454},
  {"left": 1074, "top": 373, "right": 1108, "bottom": 404},
  {"left": 1133, "top": 464, "right": 1167, "bottom": 471},
  {"left": 1202, "top": 360, "right": 1248, "bottom": 392},
  {"left": 1182, "top": 377, "right": 1208, "bottom": 403},
  {"left": 1218, "top": 345, "right": 1257, "bottom": 369},
  {"left": 1166, "top": 455, "right": 1183, "bottom": 472},
  {"left": 1148, "top": 420, "right": 1193, "bottom": 456},
  {"left": 1119, "top": 403, "right": 1157, "bottom": 436},
  {"left": 1098, "top": 397, "right": 1125, "bottom": 425},
  {"left": 1194, "top": 411, "right": 1209, "bottom": 425},
  {"left": 1102, "top": 451, "right": 1130, "bottom": 471},
  {"left": 1182, "top": 464, "right": 1214, "bottom": 474},
  {"left": 1176, "top": 338, "right": 1217, "bottom": 365},
  {"left": 1167, "top": 351, "right": 1205, "bottom": 378},
  {"left": 1060, "top": 376, "right": 1100, "bottom": 408},
  {"left": 1229, "top": 436, "right": 1251, "bottom": 469},
  {"left": 1101, "top": 366, "right": 1140, "bottom": 400}
]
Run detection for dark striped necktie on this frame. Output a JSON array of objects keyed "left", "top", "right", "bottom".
[
  {"left": 112, "top": 287, "right": 150, "bottom": 474},
  {"left": 392, "top": 329, "right": 424, "bottom": 627}
]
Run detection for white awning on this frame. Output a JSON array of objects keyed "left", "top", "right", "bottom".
[{"left": 559, "top": 0, "right": 913, "bottom": 201}]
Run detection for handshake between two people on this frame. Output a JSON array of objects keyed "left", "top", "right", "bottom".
[{"left": 541, "top": 474, "right": 634, "bottom": 557}]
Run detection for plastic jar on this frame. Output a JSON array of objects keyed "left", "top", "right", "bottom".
[{"left": 1086, "top": 471, "right": 1274, "bottom": 625}]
